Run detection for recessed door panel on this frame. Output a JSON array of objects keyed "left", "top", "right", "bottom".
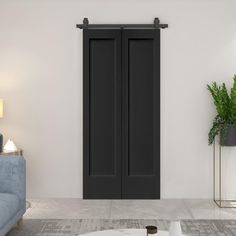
[
  {"left": 128, "top": 39, "right": 154, "bottom": 176},
  {"left": 89, "top": 39, "right": 116, "bottom": 176}
]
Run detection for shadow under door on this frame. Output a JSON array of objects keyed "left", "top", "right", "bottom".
[{"left": 83, "top": 29, "right": 160, "bottom": 199}]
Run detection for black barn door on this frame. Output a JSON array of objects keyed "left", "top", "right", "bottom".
[
  {"left": 83, "top": 29, "right": 122, "bottom": 199},
  {"left": 83, "top": 29, "right": 160, "bottom": 199},
  {"left": 122, "top": 30, "right": 160, "bottom": 199}
]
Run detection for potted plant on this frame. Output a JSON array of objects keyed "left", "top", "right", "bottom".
[{"left": 207, "top": 75, "right": 236, "bottom": 146}]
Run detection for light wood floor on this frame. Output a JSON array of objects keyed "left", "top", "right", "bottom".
[{"left": 24, "top": 199, "right": 236, "bottom": 220}]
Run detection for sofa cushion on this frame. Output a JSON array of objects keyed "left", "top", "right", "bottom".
[{"left": 0, "top": 193, "right": 20, "bottom": 229}]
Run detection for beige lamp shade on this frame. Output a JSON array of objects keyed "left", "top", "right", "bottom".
[{"left": 0, "top": 99, "right": 3, "bottom": 118}]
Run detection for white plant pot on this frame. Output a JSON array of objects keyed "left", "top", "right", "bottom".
[{"left": 169, "top": 221, "right": 182, "bottom": 236}]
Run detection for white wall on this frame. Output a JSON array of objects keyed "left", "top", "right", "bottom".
[{"left": 0, "top": 0, "right": 236, "bottom": 199}]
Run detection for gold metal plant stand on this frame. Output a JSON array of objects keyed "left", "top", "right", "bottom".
[{"left": 213, "top": 139, "right": 236, "bottom": 208}]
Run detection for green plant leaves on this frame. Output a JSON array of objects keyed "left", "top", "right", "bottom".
[
  {"left": 207, "top": 82, "right": 230, "bottom": 120},
  {"left": 208, "top": 115, "right": 224, "bottom": 145},
  {"left": 230, "top": 75, "right": 236, "bottom": 123},
  {"left": 207, "top": 75, "right": 236, "bottom": 145}
]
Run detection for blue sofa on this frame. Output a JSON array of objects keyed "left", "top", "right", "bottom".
[{"left": 0, "top": 156, "right": 26, "bottom": 236}]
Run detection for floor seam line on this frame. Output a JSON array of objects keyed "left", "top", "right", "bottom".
[
  {"left": 108, "top": 200, "right": 113, "bottom": 219},
  {"left": 182, "top": 199, "right": 194, "bottom": 219}
]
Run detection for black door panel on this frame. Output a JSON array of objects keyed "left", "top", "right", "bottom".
[{"left": 83, "top": 29, "right": 160, "bottom": 199}]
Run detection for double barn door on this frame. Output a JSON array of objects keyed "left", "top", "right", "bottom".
[{"left": 83, "top": 29, "right": 160, "bottom": 199}]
